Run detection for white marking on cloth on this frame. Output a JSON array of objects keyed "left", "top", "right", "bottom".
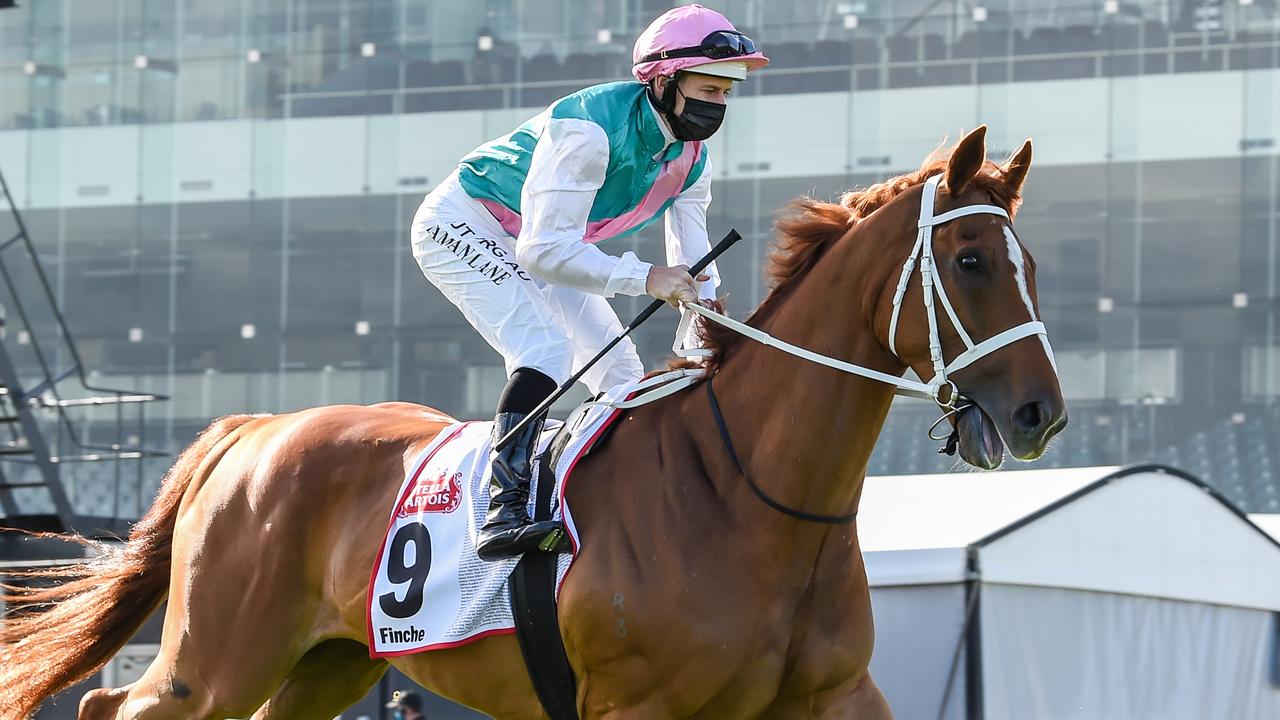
[{"left": 1003, "top": 226, "right": 1059, "bottom": 374}]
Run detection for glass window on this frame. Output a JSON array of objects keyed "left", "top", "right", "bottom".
[
  {"left": 0, "top": 0, "right": 1277, "bottom": 517},
  {"left": 1245, "top": 346, "right": 1280, "bottom": 400}
]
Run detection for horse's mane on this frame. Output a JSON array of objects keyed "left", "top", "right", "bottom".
[{"left": 684, "top": 147, "right": 1023, "bottom": 372}]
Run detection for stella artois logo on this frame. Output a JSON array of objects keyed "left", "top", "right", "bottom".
[{"left": 398, "top": 469, "right": 462, "bottom": 517}]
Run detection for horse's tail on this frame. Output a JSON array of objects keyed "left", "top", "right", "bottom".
[{"left": 0, "top": 413, "right": 258, "bottom": 719}]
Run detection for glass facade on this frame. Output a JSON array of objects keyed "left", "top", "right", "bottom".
[
  {"left": 0, "top": 0, "right": 1278, "bottom": 523},
  {"left": 3, "top": 0, "right": 1279, "bottom": 126}
]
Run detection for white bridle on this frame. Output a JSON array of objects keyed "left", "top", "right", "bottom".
[
  {"left": 884, "top": 173, "right": 1053, "bottom": 408},
  {"left": 585, "top": 174, "right": 1059, "bottom": 431}
]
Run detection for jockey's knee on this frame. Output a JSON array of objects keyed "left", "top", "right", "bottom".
[
  {"left": 507, "top": 339, "right": 573, "bottom": 389},
  {"left": 497, "top": 367, "right": 559, "bottom": 414}
]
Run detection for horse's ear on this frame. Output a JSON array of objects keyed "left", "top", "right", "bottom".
[
  {"left": 946, "top": 125, "right": 987, "bottom": 195},
  {"left": 1003, "top": 138, "right": 1033, "bottom": 197}
]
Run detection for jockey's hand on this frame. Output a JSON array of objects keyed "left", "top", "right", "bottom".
[{"left": 646, "top": 265, "right": 708, "bottom": 308}]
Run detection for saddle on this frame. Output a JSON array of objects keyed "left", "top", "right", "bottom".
[{"left": 367, "top": 371, "right": 698, "bottom": 714}]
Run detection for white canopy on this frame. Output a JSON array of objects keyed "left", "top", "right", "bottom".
[
  {"left": 858, "top": 465, "right": 1280, "bottom": 611},
  {"left": 1248, "top": 513, "right": 1280, "bottom": 542}
]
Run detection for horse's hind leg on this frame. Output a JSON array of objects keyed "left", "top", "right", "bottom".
[
  {"left": 249, "top": 639, "right": 388, "bottom": 720},
  {"left": 101, "top": 590, "right": 319, "bottom": 719},
  {"left": 98, "top": 641, "right": 276, "bottom": 719},
  {"left": 78, "top": 683, "right": 132, "bottom": 720},
  {"left": 102, "top": 503, "right": 327, "bottom": 716}
]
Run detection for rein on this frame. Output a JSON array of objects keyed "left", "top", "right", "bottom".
[
  {"left": 680, "top": 173, "right": 1056, "bottom": 420},
  {"left": 594, "top": 173, "right": 1059, "bottom": 522},
  {"left": 705, "top": 377, "right": 857, "bottom": 525}
]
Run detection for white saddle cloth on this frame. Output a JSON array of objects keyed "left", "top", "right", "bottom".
[{"left": 366, "top": 376, "right": 642, "bottom": 657}]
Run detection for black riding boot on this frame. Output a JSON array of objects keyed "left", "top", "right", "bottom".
[{"left": 476, "top": 411, "right": 569, "bottom": 560}]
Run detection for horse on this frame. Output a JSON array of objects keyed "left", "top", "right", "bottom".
[{"left": 0, "top": 126, "right": 1065, "bottom": 719}]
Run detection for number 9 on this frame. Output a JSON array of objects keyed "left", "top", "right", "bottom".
[{"left": 379, "top": 522, "right": 432, "bottom": 619}]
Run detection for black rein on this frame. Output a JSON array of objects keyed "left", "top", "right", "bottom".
[{"left": 705, "top": 377, "right": 857, "bottom": 525}]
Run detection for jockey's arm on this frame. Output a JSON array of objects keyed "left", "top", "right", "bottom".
[
  {"left": 666, "top": 153, "right": 720, "bottom": 353},
  {"left": 516, "top": 118, "right": 653, "bottom": 298},
  {"left": 664, "top": 153, "right": 720, "bottom": 302}
]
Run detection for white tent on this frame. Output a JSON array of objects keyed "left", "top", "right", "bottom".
[
  {"left": 1250, "top": 513, "right": 1280, "bottom": 543},
  {"left": 861, "top": 465, "right": 1280, "bottom": 720}
]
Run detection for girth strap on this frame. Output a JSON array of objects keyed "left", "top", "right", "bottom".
[{"left": 508, "top": 448, "right": 580, "bottom": 720}]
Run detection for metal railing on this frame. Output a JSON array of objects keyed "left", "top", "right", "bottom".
[
  {"left": 0, "top": 167, "right": 168, "bottom": 533},
  {"left": 278, "top": 37, "right": 1280, "bottom": 116}
]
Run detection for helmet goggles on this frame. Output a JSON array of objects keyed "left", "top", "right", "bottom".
[{"left": 639, "top": 30, "right": 758, "bottom": 64}]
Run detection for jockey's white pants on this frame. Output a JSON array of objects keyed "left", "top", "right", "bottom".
[{"left": 411, "top": 171, "right": 645, "bottom": 396}]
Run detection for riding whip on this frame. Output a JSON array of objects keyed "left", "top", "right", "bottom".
[{"left": 495, "top": 228, "right": 743, "bottom": 450}]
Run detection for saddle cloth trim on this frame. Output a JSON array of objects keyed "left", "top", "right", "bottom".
[{"left": 556, "top": 405, "right": 624, "bottom": 590}]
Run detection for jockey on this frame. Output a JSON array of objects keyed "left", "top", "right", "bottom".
[{"left": 410, "top": 4, "right": 768, "bottom": 560}]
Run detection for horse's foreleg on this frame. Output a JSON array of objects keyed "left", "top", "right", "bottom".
[
  {"left": 389, "top": 636, "right": 545, "bottom": 719},
  {"left": 830, "top": 673, "right": 893, "bottom": 720},
  {"left": 594, "top": 705, "right": 674, "bottom": 720},
  {"left": 248, "top": 639, "right": 387, "bottom": 719},
  {"left": 760, "top": 672, "right": 893, "bottom": 720}
]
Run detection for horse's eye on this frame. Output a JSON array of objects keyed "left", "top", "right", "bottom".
[{"left": 959, "top": 254, "right": 982, "bottom": 273}]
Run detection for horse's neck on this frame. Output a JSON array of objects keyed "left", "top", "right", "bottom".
[{"left": 698, "top": 221, "right": 904, "bottom": 527}]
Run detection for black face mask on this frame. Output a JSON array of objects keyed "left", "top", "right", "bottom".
[{"left": 650, "top": 77, "right": 726, "bottom": 142}]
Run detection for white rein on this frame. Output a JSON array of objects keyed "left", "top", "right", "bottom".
[{"left": 595, "top": 174, "right": 1057, "bottom": 424}]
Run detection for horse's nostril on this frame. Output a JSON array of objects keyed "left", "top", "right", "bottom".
[{"left": 1013, "top": 400, "right": 1047, "bottom": 436}]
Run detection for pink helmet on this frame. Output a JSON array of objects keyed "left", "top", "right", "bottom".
[{"left": 632, "top": 4, "right": 769, "bottom": 83}]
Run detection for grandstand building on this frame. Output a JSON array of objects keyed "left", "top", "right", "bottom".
[{"left": 0, "top": 0, "right": 1277, "bottom": 525}]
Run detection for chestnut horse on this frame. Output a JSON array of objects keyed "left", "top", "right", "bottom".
[{"left": 1, "top": 127, "right": 1065, "bottom": 719}]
